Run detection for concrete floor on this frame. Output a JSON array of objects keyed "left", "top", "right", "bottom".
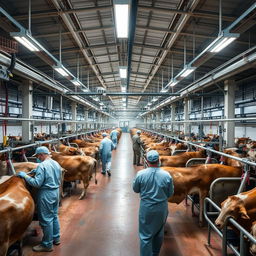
[{"left": 22, "top": 133, "right": 225, "bottom": 256}]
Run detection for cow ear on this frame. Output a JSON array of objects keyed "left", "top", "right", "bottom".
[{"left": 240, "top": 208, "right": 250, "bottom": 219}]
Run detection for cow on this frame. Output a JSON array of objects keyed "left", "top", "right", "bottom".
[
  {"left": 57, "top": 144, "right": 83, "bottom": 155},
  {"left": 215, "top": 187, "right": 256, "bottom": 254},
  {"left": 160, "top": 150, "right": 206, "bottom": 167},
  {"left": 163, "top": 164, "right": 242, "bottom": 225},
  {"left": 0, "top": 176, "right": 35, "bottom": 256},
  {"left": 51, "top": 152, "right": 97, "bottom": 199},
  {"left": 0, "top": 161, "right": 38, "bottom": 176}
]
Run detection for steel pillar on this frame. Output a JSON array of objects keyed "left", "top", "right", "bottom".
[
  {"left": 71, "top": 102, "right": 77, "bottom": 132},
  {"left": 22, "top": 80, "right": 33, "bottom": 143},
  {"left": 224, "top": 79, "right": 235, "bottom": 147}
]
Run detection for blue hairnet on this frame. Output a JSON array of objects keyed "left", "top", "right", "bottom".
[{"left": 146, "top": 150, "right": 159, "bottom": 162}]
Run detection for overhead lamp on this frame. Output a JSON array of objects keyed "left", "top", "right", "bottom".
[
  {"left": 147, "top": 102, "right": 152, "bottom": 106},
  {"left": 160, "top": 87, "right": 168, "bottom": 93},
  {"left": 94, "top": 97, "right": 100, "bottom": 102},
  {"left": 11, "top": 30, "right": 40, "bottom": 52},
  {"left": 53, "top": 64, "right": 69, "bottom": 77},
  {"left": 71, "top": 79, "right": 82, "bottom": 86},
  {"left": 114, "top": 0, "right": 129, "bottom": 38},
  {"left": 178, "top": 65, "right": 196, "bottom": 78},
  {"left": 167, "top": 79, "right": 179, "bottom": 87},
  {"left": 123, "top": 103, "right": 126, "bottom": 107},
  {"left": 208, "top": 32, "right": 239, "bottom": 53},
  {"left": 121, "top": 86, "right": 126, "bottom": 92},
  {"left": 122, "top": 97, "right": 126, "bottom": 102},
  {"left": 119, "top": 67, "right": 127, "bottom": 79},
  {"left": 99, "top": 102, "right": 104, "bottom": 106},
  {"left": 152, "top": 97, "right": 158, "bottom": 102}
]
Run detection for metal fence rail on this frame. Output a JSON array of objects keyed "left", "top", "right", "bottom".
[{"left": 204, "top": 197, "right": 256, "bottom": 256}]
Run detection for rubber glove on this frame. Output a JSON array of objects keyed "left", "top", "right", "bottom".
[{"left": 17, "top": 171, "right": 27, "bottom": 178}]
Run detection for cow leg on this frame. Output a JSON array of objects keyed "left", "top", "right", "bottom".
[
  {"left": 79, "top": 176, "right": 89, "bottom": 200},
  {"left": 0, "top": 242, "right": 8, "bottom": 256},
  {"left": 199, "top": 192, "right": 207, "bottom": 227}
]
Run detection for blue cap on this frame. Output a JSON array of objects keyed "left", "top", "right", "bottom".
[
  {"left": 146, "top": 150, "right": 159, "bottom": 162},
  {"left": 102, "top": 132, "right": 108, "bottom": 137},
  {"left": 33, "top": 146, "right": 50, "bottom": 156},
  {"left": 137, "top": 130, "right": 141, "bottom": 134}
]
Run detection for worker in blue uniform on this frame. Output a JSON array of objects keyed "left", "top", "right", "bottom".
[
  {"left": 133, "top": 150, "right": 174, "bottom": 256},
  {"left": 17, "top": 146, "right": 62, "bottom": 252},
  {"left": 99, "top": 132, "right": 115, "bottom": 176},
  {"left": 110, "top": 128, "right": 119, "bottom": 149}
]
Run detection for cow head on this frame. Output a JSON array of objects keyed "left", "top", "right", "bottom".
[
  {"left": 250, "top": 221, "right": 256, "bottom": 255},
  {"left": 215, "top": 195, "right": 250, "bottom": 229}
]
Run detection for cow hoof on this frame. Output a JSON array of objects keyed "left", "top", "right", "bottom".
[{"left": 79, "top": 192, "right": 86, "bottom": 200}]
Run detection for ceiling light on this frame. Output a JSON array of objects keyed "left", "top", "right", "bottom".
[
  {"left": 99, "top": 102, "right": 104, "bottom": 106},
  {"left": 122, "top": 97, "right": 126, "bottom": 102},
  {"left": 119, "top": 67, "right": 127, "bottom": 79},
  {"left": 54, "top": 66, "right": 69, "bottom": 77},
  {"left": 147, "top": 102, "right": 152, "bottom": 106},
  {"left": 94, "top": 97, "right": 100, "bottom": 102},
  {"left": 167, "top": 79, "right": 179, "bottom": 87},
  {"left": 71, "top": 79, "right": 82, "bottom": 86},
  {"left": 152, "top": 97, "right": 158, "bottom": 102},
  {"left": 121, "top": 86, "right": 126, "bottom": 92},
  {"left": 114, "top": 0, "right": 129, "bottom": 38},
  {"left": 179, "top": 65, "right": 196, "bottom": 78},
  {"left": 13, "top": 36, "right": 39, "bottom": 51},
  {"left": 210, "top": 37, "right": 237, "bottom": 53},
  {"left": 160, "top": 87, "right": 168, "bottom": 93},
  {"left": 123, "top": 103, "right": 126, "bottom": 107}
]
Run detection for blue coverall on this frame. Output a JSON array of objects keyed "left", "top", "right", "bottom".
[
  {"left": 24, "top": 158, "right": 62, "bottom": 248},
  {"left": 133, "top": 167, "right": 174, "bottom": 256},
  {"left": 110, "top": 130, "right": 119, "bottom": 148},
  {"left": 99, "top": 137, "right": 115, "bottom": 173}
]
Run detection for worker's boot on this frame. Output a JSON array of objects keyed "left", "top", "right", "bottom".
[{"left": 32, "top": 244, "right": 53, "bottom": 252}]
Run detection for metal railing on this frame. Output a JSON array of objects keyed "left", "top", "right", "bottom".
[
  {"left": 0, "top": 128, "right": 110, "bottom": 175},
  {"left": 204, "top": 197, "right": 256, "bottom": 256}
]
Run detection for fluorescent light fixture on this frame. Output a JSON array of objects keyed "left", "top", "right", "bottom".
[
  {"left": 122, "top": 97, "right": 126, "bottom": 102},
  {"left": 167, "top": 79, "right": 179, "bottom": 87},
  {"left": 147, "top": 102, "right": 152, "bottom": 106},
  {"left": 119, "top": 67, "right": 127, "bottom": 79},
  {"left": 99, "top": 102, "right": 104, "bottom": 106},
  {"left": 160, "top": 87, "right": 168, "bottom": 93},
  {"left": 121, "top": 86, "right": 126, "bottom": 92},
  {"left": 152, "top": 97, "right": 158, "bottom": 102},
  {"left": 123, "top": 103, "right": 126, "bottom": 107},
  {"left": 13, "top": 36, "right": 39, "bottom": 51},
  {"left": 179, "top": 65, "right": 196, "bottom": 78},
  {"left": 114, "top": 1, "right": 129, "bottom": 38},
  {"left": 94, "top": 97, "right": 100, "bottom": 102},
  {"left": 71, "top": 79, "right": 82, "bottom": 86},
  {"left": 54, "top": 67, "right": 69, "bottom": 77},
  {"left": 210, "top": 37, "right": 236, "bottom": 53}
]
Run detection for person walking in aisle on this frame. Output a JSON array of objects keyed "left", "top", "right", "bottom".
[
  {"left": 132, "top": 130, "right": 143, "bottom": 166},
  {"left": 110, "top": 128, "right": 119, "bottom": 149},
  {"left": 133, "top": 150, "right": 174, "bottom": 256},
  {"left": 99, "top": 132, "right": 115, "bottom": 176}
]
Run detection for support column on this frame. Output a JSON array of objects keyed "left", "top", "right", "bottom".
[
  {"left": 170, "top": 103, "right": 176, "bottom": 134},
  {"left": 93, "top": 112, "right": 97, "bottom": 130},
  {"left": 84, "top": 109, "right": 88, "bottom": 131},
  {"left": 184, "top": 98, "right": 189, "bottom": 135},
  {"left": 224, "top": 79, "right": 235, "bottom": 147},
  {"left": 22, "top": 79, "right": 33, "bottom": 143},
  {"left": 71, "top": 102, "right": 77, "bottom": 132},
  {"left": 156, "top": 112, "right": 160, "bottom": 130}
]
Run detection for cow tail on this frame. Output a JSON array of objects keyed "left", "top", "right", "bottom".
[{"left": 94, "top": 159, "right": 98, "bottom": 185}]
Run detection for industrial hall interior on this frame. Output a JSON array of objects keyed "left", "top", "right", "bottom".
[{"left": 1, "top": 0, "right": 256, "bottom": 256}]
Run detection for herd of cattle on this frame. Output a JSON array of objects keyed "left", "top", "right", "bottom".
[
  {"left": 1, "top": 127, "right": 256, "bottom": 255},
  {"left": 130, "top": 128, "right": 256, "bottom": 255},
  {"left": 0, "top": 128, "right": 122, "bottom": 256}
]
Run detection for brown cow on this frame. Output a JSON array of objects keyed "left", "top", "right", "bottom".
[
  {"left": 0, "top": 161, "right": 38, "bottom": 176},
  {"left": 160, "top": 150, "right": 206, "bottom": 167},
  {"left": 215, "top": 187, "right": 256, "bottom": 254},
  {"left": 51, "top": 152, "right": 97, "bottom": 199},
  {"left": 163, "top": 164, "right": 242, "bottom": 225},
  {"left": 0, "top": 176, "right": 35, "bottom": 256}
]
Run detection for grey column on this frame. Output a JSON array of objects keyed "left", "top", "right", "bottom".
[
  {"left": 184, "top": 98, "right": 189, "bottom": 135},
  {"left": 156, "top": 112, "right": 160, "bottom": 130},
  {"left": 84, "top": 109, "right": 88, "bottom": 130},
  {"left": 224, "top": 79, "right": 235, "bottom": 147},
  {"left": 71, "top": 102, "right": 77, "bottom": 132},
  {"left": 170, "top": 103, "right": 176, "bottom": 134},
  {"left": 22, "top": 79, "right": 33, "bottom": 143}
]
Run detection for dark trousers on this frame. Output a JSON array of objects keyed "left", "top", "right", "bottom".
[{"left": 133, "top": 150, "right": 141, "bottom": 165}]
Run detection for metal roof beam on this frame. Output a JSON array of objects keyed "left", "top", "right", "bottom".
[
  {"left": 34, "top": 25, "right": 113, "bottom": 38},
  {"left": 65, "top": 92, "right": 180, "bottom": 96},
  {"left": 13, "top": 5, "right": 113, "bottom": 20},
  {"left": 138, "top": 5, "right": 235, "bottom": 21}
]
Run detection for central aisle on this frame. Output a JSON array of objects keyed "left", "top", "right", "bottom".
[{"left": 23, "top": 133, "right": 224, "bottom": 256}]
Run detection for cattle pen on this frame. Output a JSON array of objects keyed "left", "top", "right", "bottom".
[{"left": 1, "top": 0, "right": 256, "bottom": 256}]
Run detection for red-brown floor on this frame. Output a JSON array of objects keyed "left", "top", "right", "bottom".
[{"left": 22, "top": 133, "right": 226, "bottom": 256}]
